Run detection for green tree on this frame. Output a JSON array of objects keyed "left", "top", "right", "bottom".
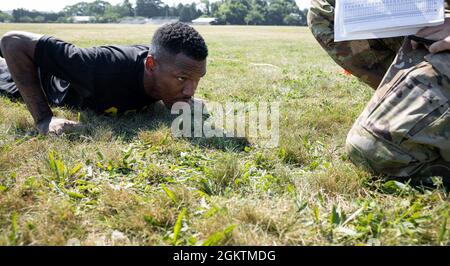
[
  {"left": 201, "top": 0, "right": 211, "bottom": 16},
  {"left": 210, "top": 1, "right": 221, "bottom": 15},
  {"left": 179, "top": 5, "right": 193, "bottom": 22},
  {"left": 283, "top": 13, "right": 301, "bottom": 25},
  {"left": 63, "top": 2, "right": 89, "bottom": 16},
  {"left": 121, "top": 0, "right": 135, "bottom": 17},
  {"left": 179, "top": 3, "right": 202, "bottom": 22},
  {"left": 12, "top": 8, "right": 26, "bottom": 22},
  {"left": 33, "top": 15, "right": 46, "bottom": 23},
  {"left": 135, "top": 0, "right": 163, "bottom": 18},
  {"left": 11, "top": 8, "right": 64, "bottom": 23},
  {"left": 245, "top": 0, "right": 267, "bottom": 25},
  {"left": 216, "top": 0, "right": 250, "bottom": 25},
  {"left": 161, "top": 5, "right": 170, "bottom": 17},
  {"left": 104, "top": 0, "right": 134, "bottom": 19},
  {"left": 87, "top": 0, "right": 111, "bottom": 15},
  {"left": 62, "top": 1, "right": 111, "bottom": 16},
  {"left": 265, "top": 0, "right": 301, "bottom": 25},
  {"left": 300, "top": 8, "right": 308, "bottom": 26},
  {"left": 19, "top": 16, "right": 33, "bottom": 23},
  {"left": 56, "top": 16, "right": 72, "bottom": 23},
  {"left": 245, "top": 9, "right": 264, "bottom": 25},
  {"left": 266, "top": 0, "right": 285, "bottom": 25},
  {"left": 168, "top": 5, "right": 180, "bottom": 17},
  {"left": 0, "top": 11, "right": 13, "bottom": 22},
  {"left": 101, "top": 7, "right": 121, "bottom": 22},
  {"left": 192, "top": 3, "right": 203, "bottom": 19}
]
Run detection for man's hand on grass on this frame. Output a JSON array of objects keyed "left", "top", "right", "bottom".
[
  {"left": 36, "top": 117, "right": 80, "bottom": 136},
  {"left": 412, "top": 18, "right": 450, "bottom": 53}
]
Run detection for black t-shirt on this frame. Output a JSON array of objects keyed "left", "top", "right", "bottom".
[{"left": 34, "top": 35, "right": 156, "bottom": 114}]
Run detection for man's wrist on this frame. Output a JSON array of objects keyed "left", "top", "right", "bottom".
[
  {"left": 35, "top": 113, "right": 53, "bottom": 126},
  {"left": 29, "top": 101, "right": 53, "bottom": 125}
]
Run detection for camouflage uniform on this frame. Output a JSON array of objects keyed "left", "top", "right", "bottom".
[{"left": 308, "top": 0, "right": 450, "bottom": 178}]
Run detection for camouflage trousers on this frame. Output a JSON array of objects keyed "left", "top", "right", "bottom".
[{"left": 308, "top": 0, "right": 450, "bottom": 178}]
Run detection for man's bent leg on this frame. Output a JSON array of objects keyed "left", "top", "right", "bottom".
[
  {"left": 308, "top": 0, "right": 404, "bottom": 89},
  {"left": 346, "top": 41, "right": 450, "bottom": 178}
]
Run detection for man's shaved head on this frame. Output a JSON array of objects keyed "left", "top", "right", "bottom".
[{"left": 150, "top": 22, "right": 208, "bottom": 61}]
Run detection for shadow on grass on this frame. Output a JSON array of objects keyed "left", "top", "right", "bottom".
[
  {"left": 370, "top": 174, "right": 450, "bottom": 195},
  {"left": 69, "top": 101, "right": 251, "bottom": 152},
  {"left": 344, "top": 155, "right": 450, "bottom": 193}
]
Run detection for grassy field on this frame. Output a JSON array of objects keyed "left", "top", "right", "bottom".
[{"left": 0, "top": 23, "right": 449, "bottom": 246}]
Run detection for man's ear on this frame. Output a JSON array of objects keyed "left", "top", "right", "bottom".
[{"left": 145, "top": 55, "right": 155, "bottom": 71}]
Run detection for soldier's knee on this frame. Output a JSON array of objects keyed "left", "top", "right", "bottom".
[
  {"left": 345, "top": 123, "right": 401, "bottom": 175},
  {"left": 345, "top": 123, "right": 422, "bottom": 177},
  {"left": 345, "top": 127, "right": 376, "bottom": 172}
]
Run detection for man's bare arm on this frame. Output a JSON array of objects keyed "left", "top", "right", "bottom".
[{"left": 0, "top": 31, "right": 78, "bottom": 135}]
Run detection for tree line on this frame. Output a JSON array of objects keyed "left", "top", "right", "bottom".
[{"left": 0, "top": 0, "right": 308, "bottom": 26}]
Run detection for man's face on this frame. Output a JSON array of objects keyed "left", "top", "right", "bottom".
[{"left": 149, "top": 53, "right": 207, "bottom": 107}]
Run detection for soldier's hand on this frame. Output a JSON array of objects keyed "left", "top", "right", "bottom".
[
  {"left": 36, "top": 117, "right": 80, "bottom": 136},
  {"left": 413, "top": 18, "right": 450, "bottom": 53}
]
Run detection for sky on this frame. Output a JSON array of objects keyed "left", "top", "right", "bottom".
[{"left": 0, "top": 0, "right": 311, "bottom": 12}]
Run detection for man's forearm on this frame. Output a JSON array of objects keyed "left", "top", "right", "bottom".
[
  {"left": 0, "top": 32, "right": 53, "bottom": 124},
  {"left": 11, "top": 65, "right": 53, "bottom": 124}
]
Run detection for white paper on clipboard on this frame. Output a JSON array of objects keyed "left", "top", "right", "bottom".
[{"left": 334, "top": 0, "right": 445, "bottom": 42}]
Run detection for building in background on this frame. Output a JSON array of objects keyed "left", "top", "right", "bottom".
[
  {"left": 119, "top": 16, "right": 179, "bottom": 24},
  {"left": 191, "top": 17, "right": 217, "bottom": 25},
  {"left": 72, "top": 16, "right": 91, "bottom": 23}
]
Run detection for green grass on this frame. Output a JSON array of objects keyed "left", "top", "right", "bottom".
[{"left": 0, "top": 23, "right": 449, "bottom": 246}]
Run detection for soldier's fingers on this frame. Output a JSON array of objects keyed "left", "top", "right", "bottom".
[
  {"left": 429, "top": 38, "right": 450, "bottom": 53},
  {"left": 411, "top": 40, "right": 419, "bottom": 49},
  {"left": 422, "top": 31, "right": 450, "bottom": 42},
  {"left": 416, "top": 25, "right": 444, "bottom": 38}
]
